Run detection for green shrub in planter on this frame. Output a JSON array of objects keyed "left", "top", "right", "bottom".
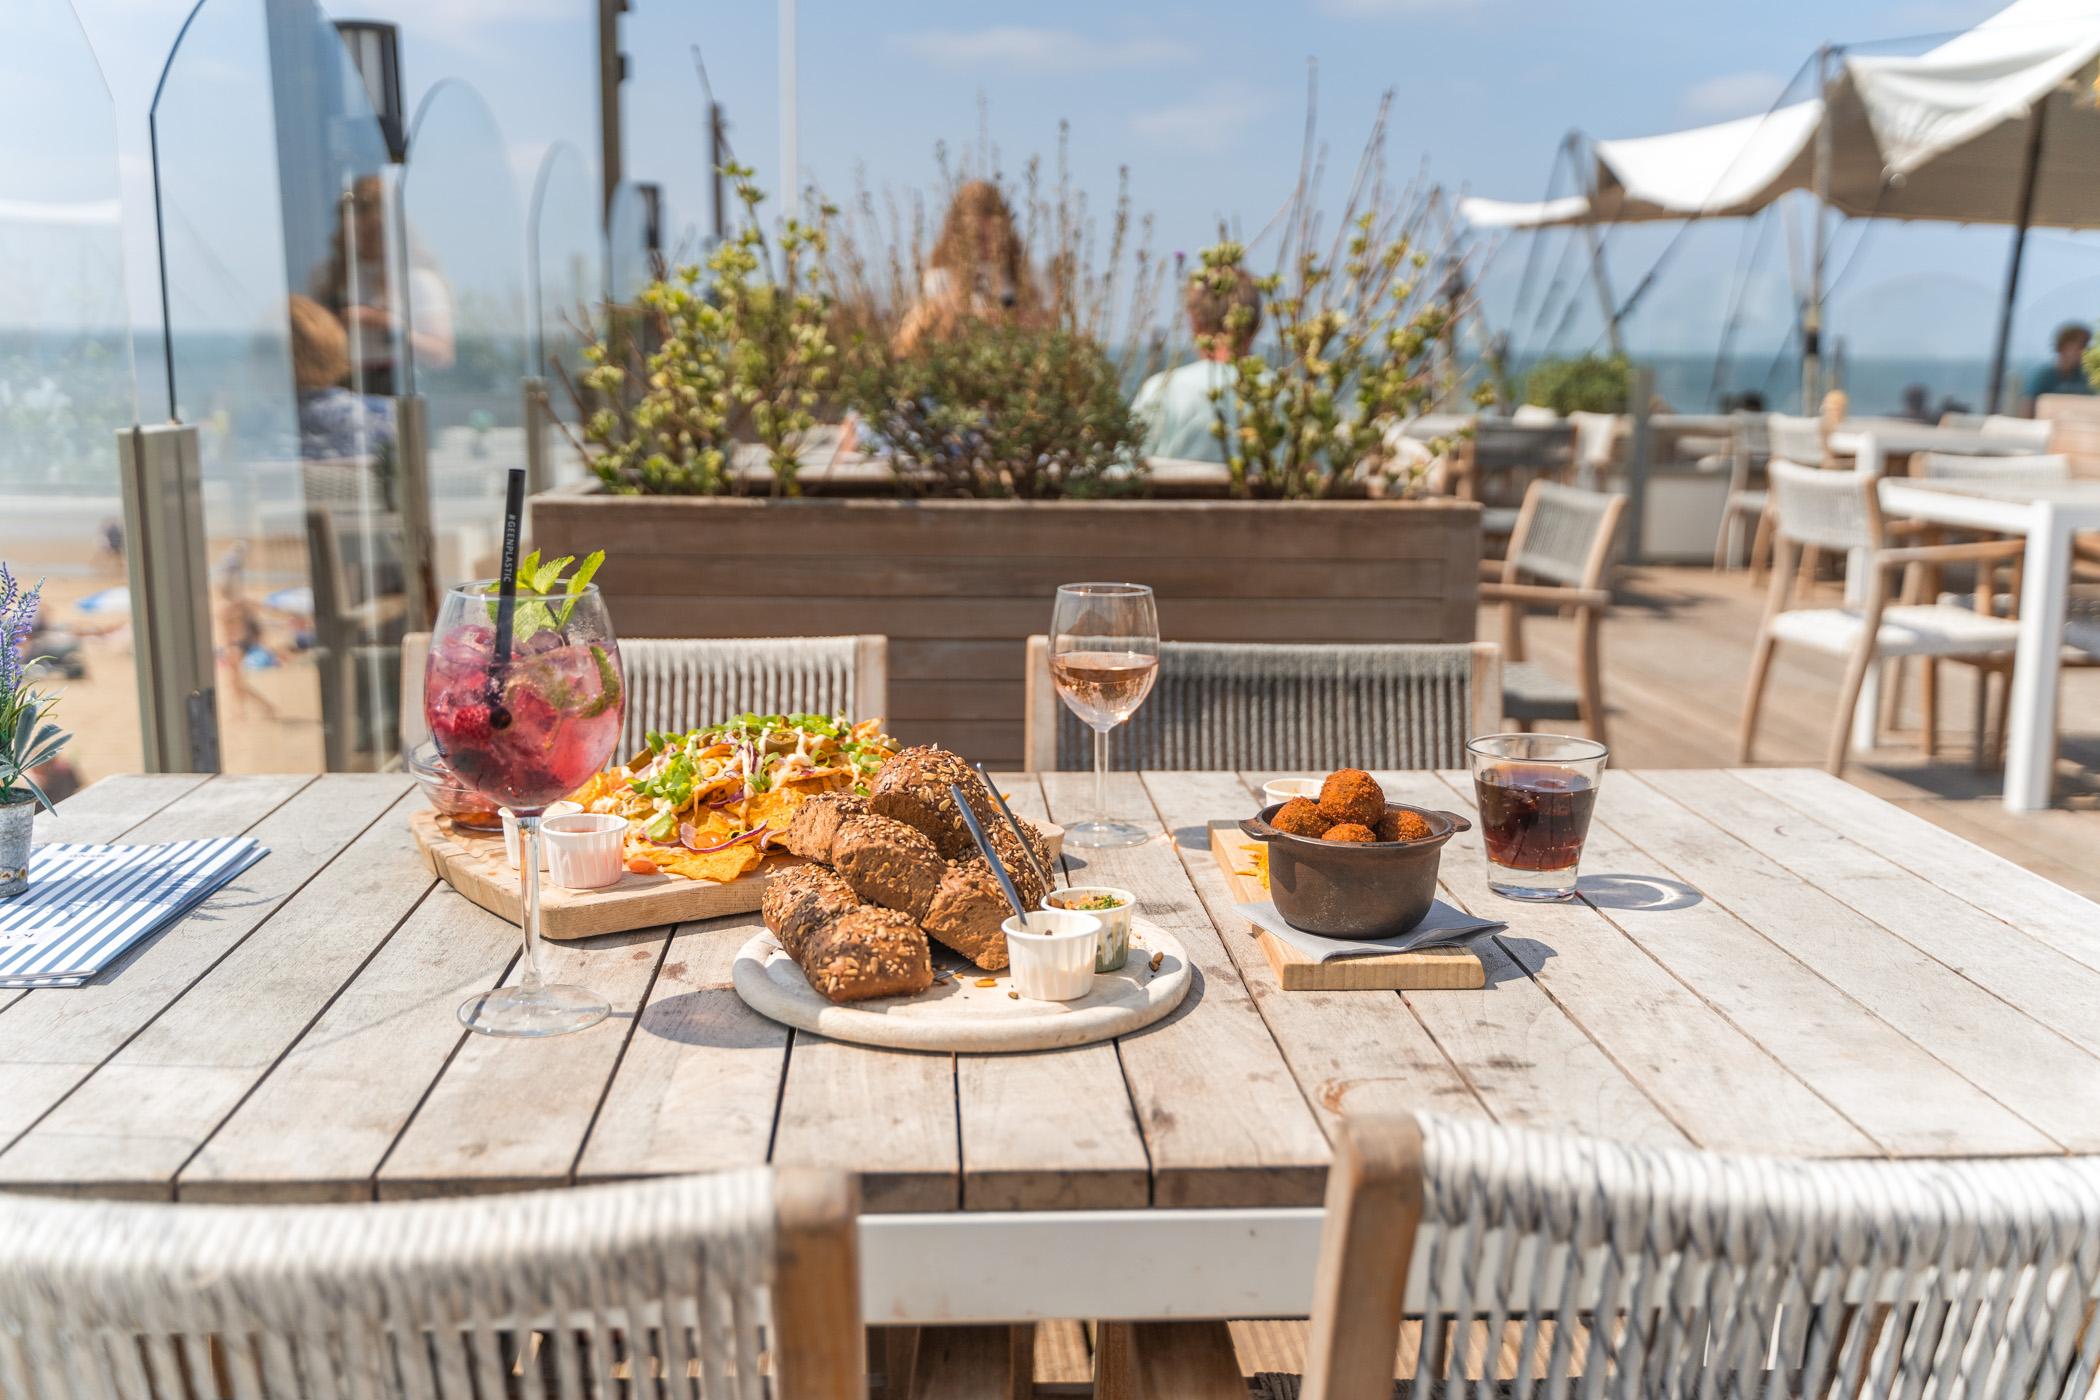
[
  {"left": 845, "top": 321, "right": 1144, "bottom": 499},
  {"left": 1523, "top": 353, "right": 1632, "bottom": 415}
]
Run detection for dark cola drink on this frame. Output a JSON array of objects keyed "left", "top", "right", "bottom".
[{"left": 1474, "top": 761, "right": 1598, "bottom": 898}]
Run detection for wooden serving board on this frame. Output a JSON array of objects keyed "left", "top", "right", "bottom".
[
  {"left": 411, "top": 808, "right": 1067, "bottom": 940},
  {"left": 731, "top": 920, "right": 1190, "bottom": 1053},
  {"left": 1208, "top": 822, "right": 1485, "bottom": 991}
]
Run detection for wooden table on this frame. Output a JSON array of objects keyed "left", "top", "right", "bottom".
[{"left": 10, "top": 768, "right": 2100, "bottom": 1323}]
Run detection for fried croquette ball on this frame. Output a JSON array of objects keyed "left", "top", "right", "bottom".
[
  {"left": 1322, "top": 822, "right": 1378, "bottom": 843},
  {"left": 1318, "top": 768, "right": 1386, "bottom": 826},
  {"left": 1375, "top": 807, "right": 1433, "bottom": 843},
  {"left": 1271, "top": 797, "right": 1333, "bottom": 837}
]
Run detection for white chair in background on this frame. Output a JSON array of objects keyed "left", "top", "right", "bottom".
[
  {"left": 1739, "top": 461, "right": 2025, "bottom": 775},
  {"left": 1914, "top": 450, "right": 2071, "bottom": 485},
  {"left": 1711, "top": 410, "right": 1771, "bottom": 573},
  {"left": 0, "top": 1168, "right": 863, "bottom": 1398},
  {"left": 1297, "top": 1111, "right": 2100, "bottom": 1399},
  {"left": 1980, "top": 413, "right": 2055, "bottom": 450}
]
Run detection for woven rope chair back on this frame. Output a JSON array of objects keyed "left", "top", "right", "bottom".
[
  {"left": 1915, "top": 451, "right": 2071, "bottom": 486},
  {"left": 1980, "top": 414, "right": 2054, "bottom": 449},
  {"left": 1391, "top": 1111, "right": 2100, "bottom": 1398},
  {"left": 1766, "top": 412, "right": 1826, "bottom": 467},
  {"left": 1053, "top": 641, "right": 1487, "bottom": 771},
  {"left": 1768, "top": 459, "right": 1880, "bottom": 553},
  {"left": 1508, "top": 483, "right": 1620, "bottom": 589},
  {"left": 0, "top": 1168, "right": 850, "bottom": 1399},
  {"left": 616, "top": 636, "right": 884, "bottom": 756},
  {"left": 1731, "top": 409, "right": 1769, "bottom": 461}
]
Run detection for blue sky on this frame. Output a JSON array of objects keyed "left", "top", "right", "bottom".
[{"left": 23, "top": 0, "right": 2100, "bottom": 387}]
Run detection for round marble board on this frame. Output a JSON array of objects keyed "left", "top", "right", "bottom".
[{"left": 731, "top": 917, "right": 1191, "bottom": 1053}]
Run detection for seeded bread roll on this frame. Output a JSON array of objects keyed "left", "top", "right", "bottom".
[
  {"left": 780, "top": 791, "right": 869, "bottom": 863},
  {"left": 761, "top": 864, "right": 862, "bottom": 959},
  {"left": 869, "top": 746, "right": 1003, "bottom": 860},
  {"left": 984, "top": 818, "right": 1052, "bottom": 910},
  {"left": 921, "top": 859, "right": 1014, "bottom": 970},
  {"left": 830, "top": 813, "right": 945, "bottom": 920},
  {"left": 797, "top": 907, "right": 934, "bottom": 1004}
]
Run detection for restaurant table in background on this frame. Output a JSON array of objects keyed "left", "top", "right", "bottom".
[
  {"left": 1832, "top": 424, "right": 2039, "bottom": 476},
  {"left": 1865, "top": 478, "right": 2100, "bottom": 811},
  {"left": 7, "top": 769, "right": 2100, "bottom": 1322}
]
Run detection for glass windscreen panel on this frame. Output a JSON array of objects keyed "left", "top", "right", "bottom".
[
  {"left": 0, "top": 0, "right": 142, "bottom": 790},
  {"left": 155, "top": 0, "right": 409, "bottom": 773},
  {"left": 400, "top": 79, "right": 530, "bottom": 569},
  {"left": 529, "top": 141, "right": 601, "bottom": 487},
  {"left": 607, "top": 180, "right": 667, "bottom": 307}
]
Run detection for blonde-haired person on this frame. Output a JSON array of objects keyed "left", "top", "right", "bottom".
[
  {"left": 1129, "top": 265, "right": 1262, "bottom": 463},
  {"left": 892, "top": 179, "right": 1038, "bottom": 356}
]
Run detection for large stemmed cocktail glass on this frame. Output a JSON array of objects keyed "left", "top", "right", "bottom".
[
  {"left": 1049, "top": 582, "right": 1160, "bottom": 849},
  {"left": 426, "top": 582, "right": 624, "bottom": 1036}
]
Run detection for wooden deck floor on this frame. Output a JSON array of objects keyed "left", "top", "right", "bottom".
[{"left": 1507, "top": 564, "right": 2100, "bottom": 898}]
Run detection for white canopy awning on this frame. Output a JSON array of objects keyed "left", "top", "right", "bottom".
[{"left": 1460, "top": 0, "right": 2100, "bottom": 230}]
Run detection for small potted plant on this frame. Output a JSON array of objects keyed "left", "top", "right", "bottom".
[{"left": 0, "top": 567, "right": 68, "bottom": 898}]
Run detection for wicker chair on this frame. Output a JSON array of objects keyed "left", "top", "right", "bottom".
[
  {"left": 1484, "top": 482, "right": 1625, "bottom": 745},
  {"left": 1739, "top": 461, "right": 2025, "bottom": 776},
  {"left": 1021, "top": 639, "right": 1502, "bottom": 773},
  {"left": 1766, "top": 411, "right": 1827, "bottom": 469},
  {"left": 1298, "top": 1111, "right": 2100, "bottom": 1400},
  {"left": 0, "top": 1168, "right": 862, "bottom": 1399},
  {"left": 399, "top": 634, "right": 887, "bottom": 758}
]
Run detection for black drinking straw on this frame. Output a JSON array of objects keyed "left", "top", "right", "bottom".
[
  {"left": 950, "top": 782, "right": 1027, "bottom": 919},
  {"left": 973, "top": 761, "right": 1057, "bottom": 895},
  {"left": 487, "top": 467, "right": 527, "bottom": 724}
]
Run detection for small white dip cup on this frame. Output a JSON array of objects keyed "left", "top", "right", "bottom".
[
  {"left": 1262, "top": 777, "right": 1322, "bottom": 809},
  {"left": 1001, "top": 908, "right": 1102, "bottom": 1001},
  {"left": 502, "top": 801, "right": 580, "bottom": 870},
  {"left": 542, "top": 812, "right": 627, "bottom": 890},
  {"left": 1044, "top": 886, "right": 1135, "bottom": 971}
]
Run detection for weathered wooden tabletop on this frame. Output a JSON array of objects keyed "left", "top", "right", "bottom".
[{"left": 7, "top": 767, "right": 2100, "bottom": 1209}]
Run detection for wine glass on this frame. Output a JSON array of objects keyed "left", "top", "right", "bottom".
[
  {"left": 425, "top": 581, "right": 624, "bottom": 1036},
  {"left": 1049, "top": 582, "right": 1160, "bottom": 849}
]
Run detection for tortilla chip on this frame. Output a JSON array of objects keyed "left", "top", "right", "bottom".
[
  {"left": 649, "top": 842, "right": 765, "bottom": 884},
  {"left": 568, "top": 769, "right": 626, "bottom": 808}
]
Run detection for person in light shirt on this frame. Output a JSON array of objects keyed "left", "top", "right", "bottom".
[{"left": 1130, "top": 265, "right": 1262, "bottom": 463}]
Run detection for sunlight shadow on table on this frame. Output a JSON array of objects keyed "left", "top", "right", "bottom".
[{"left": 1576, "top": 873, "right": 1702, "bottom": 912}]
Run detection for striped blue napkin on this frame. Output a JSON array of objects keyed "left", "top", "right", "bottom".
[{"left": 0, "top": 838, "right": 269, "bottom": 988}]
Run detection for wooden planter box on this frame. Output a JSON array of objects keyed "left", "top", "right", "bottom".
[{"left": 532, "top": 485, "right": 1482, "bottom": 768}]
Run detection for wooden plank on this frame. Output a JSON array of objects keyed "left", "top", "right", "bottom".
[
  {"left": 29, "top": 773, "right": 209, "bottom": 844},
  {"left": 0, "top": 774, "right": 319, "bottom": 1158},
  {"left": 0, "top": 780, "right": 425, "bottom": 1195},
  {"left": 1141, "top": 769, "right": 1484, "bottom": 1137},
  {"left": 377, "top": 926, "right": 670, "bottom": 1198},
  {"left": 181, "top": 885, "right": 518, "bottom": 1202},
  {"left": 1416, "top": 772, "right": 1875, "bottom": 1157},
  {"left": 574, "top": 916, "right": 790, "bottom": 1184},
  {"left": 770, "top": 1034, "right": 959, "bottom": 1213},
  {"left": 1562, "top": 772, "right": 2054, "bottom": 1158},
  {"left": 957, "top": 775, "right": 1149, "bottom": 1212},
  {"left": 1347, "top": 771, "right": 1689, "bottom": 1151},
  {"left": 1610, "top": 774, "right": 2098, "bottom": 1152},
  {"left": 1732, "top": 767, "right": 2100, "bottom": 975},
  {"left": 1645, "top": 770, "right": 2100, "bottom": 1064},
  {"left": 1206, "top": 823, "right": 1485, "bottom": 991},
  {"left": 1038, "top": 770, "right": 1332, "bottom": 1207}
]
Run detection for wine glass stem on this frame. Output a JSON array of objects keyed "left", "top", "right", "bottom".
[
  {"left": 519, "top": 817, "right": 544, "bottom": 995},
  {"left": 1093, "top": 727, "right": 1109, "bottom": 826}
]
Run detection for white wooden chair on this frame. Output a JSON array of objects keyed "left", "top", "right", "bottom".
[
  {"left": 0, "top": 1168, "right": 862, "bottom": 1398},
  {"left": 1300, "top": 1112, "right": 2100, "bottom": 1399},
  {"left": 1979, "top": 413, "right": 2054, "bottom": 450},
  {"left": 1484, "top": 481, "right": 1625, "bottom": 745},
  {"left": 1913, "top": 450, "right": 2071, "bottom": 485},
  {"left": 1739, "top": 461, "right": 2025, "bottom": 776},
  {"left": 1022, "top": 638, "right": 1502, "bottom": 773},
  {"left": 1765, "top": 411, "right": 1827, "bottom": 469},
  {"left": 400, "top": 634, "right": 887, "bottom": 759},
  {"left": 1711, "top": 411, "right": 1771, "bottom": 574}
]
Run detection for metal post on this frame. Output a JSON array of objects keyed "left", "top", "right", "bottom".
[
  {"left": 396, "top": 392, "right": 438, "bottom": 624},
  {"left": 778, "top": 0, "right": 797, "bottom": 205},
  {"left": 117, "top": 423, "right": 219, "bottom": 773},
  {"left": 710, "top": 102, "right": 728, "bottom": 243},
  {"left": 1801, "top": 44, "right": 1834, "bottom": 414},
  {"left": 1567, "top": 134, "right": 1623, "bottom": 356},
  {"left": 523, "top": 376, "right": 553, "bottom": 497},
  {"left": 1623, "top": 365, "right": 1654, "bottom": 568},
  {"left": 1986, "top": 101, "right": 2048, "bottom": 415},
  {"left": 597, "top": 0, "right": 628, "bottom": 225}
]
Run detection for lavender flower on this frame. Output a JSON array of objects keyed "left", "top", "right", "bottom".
[
  {"left": 0, "top": 563, "right": 43, "bottom": 702},
  {"left": 0, "top": 563, "right": 63, "bottom": 810}
]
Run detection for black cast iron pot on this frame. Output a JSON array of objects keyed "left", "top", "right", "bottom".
[{"left": 1238, "top": 801, "right": 1471, "bottom": 939}]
